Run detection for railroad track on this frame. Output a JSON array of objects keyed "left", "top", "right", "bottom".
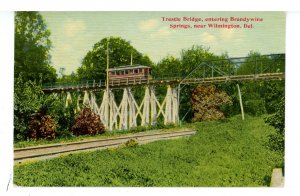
[{"left": 14, "top": 129, "right": 196, "bottom": 164}]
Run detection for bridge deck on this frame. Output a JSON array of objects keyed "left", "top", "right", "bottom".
[{"left": 43, "top": 72, "right": 284, "bottom": 93}]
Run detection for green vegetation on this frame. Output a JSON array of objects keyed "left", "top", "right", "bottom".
[
  {"left": 14, "top": 76, "right": 45, "bottom": 140},
  {"left": 14, "top": 12, "right": 284, "bottom": 143},
  {"left": 15, "top": 11, "right": 56, "bottom": 83},
  {"left": 14, "top": 75, "right": 78, "bottom": 141},
  {"left": 77, "top": 37, "right": 153, "bottom": 81},
  {"left": 14, "top": 115, "right": 283, "bottom": 187},
  {"left": 13, "top": 11, "right": 285, "bottom": 188},
  {"left": 14, "top": 122, "right": 178, "bottom": 148},
  {"left": 265, "top": 96, "right": 285, "bottom": 153}
]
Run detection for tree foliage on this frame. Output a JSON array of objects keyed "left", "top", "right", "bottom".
[
  {"left": 181, "top": 45, "right": 218, "bottom": 75},
  {"left": 49, "top": 95, "right": 77, "bottom": 136},
  {"left": 262, "top": 80, "right": 285, "bottom": 114},
  {"left": 57, "top": 72, "right": 78, "bottom": 83},
  {"left": 14, "top": 75, "right": 44, "bottom": 140},
  {"left": 215, "top": 52, "right": 285, "bottom": 117},
  {"left": 152, "top": 46, "right": 228, "bottom": 78},
  {"left": 265, "top": 96, "right": 285, "bottom": 152},
  {"left": 14, "top": 75, "right": 66, "bottom": 141},
  {"left": 237, "top": 51, "right": 284, "bottom": 75},
  {"left": 15, "top": 11, "right": 57, "bottom": 83},
  {"left": 77, "top": 37, "right": 153, "bottom": 80},
  {"left": 152, "top": 56, "right": 182, "bottom": 78},
  {"left": 192, "top": 84, "right": 232, "bottom": 121}
]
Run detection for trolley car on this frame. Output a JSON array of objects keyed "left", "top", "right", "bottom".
[{"left": 108, "top": 65, "right": 152, "bottom": 85}]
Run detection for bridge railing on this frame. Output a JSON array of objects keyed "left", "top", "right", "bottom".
[
  {"left": 43, "top": 79, "right": 107, "bottom": 90},
  {"left": 177, "top": 53, "right": 285, "bottom": 81}
]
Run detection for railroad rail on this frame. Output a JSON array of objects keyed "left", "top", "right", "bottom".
[
  {"left": 14, "top": 129, "right": 196, "bottom": 164},
  {"left": 43, "top": 72, "right": 284, "bottom": 93}
]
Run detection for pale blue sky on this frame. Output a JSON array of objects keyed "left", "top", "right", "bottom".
[{"left": 41, "top": 11, "right": 285, "bottom": 75}]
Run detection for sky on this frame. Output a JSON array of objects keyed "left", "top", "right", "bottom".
[{"left": 41, "top": 11, "right": 285, "bottom": 75}]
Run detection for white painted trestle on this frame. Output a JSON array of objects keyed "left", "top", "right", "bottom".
[{"left": 64, "top": 86, "right": 179, "bottom": 131}]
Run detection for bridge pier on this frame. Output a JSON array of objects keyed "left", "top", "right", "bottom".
[{"left": 64, "top": 85, "right": 179, "bottom": 131}]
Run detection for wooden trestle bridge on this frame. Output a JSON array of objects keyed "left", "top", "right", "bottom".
[{"left": 42, "top": 54, "right": 285, "bottom": 131}]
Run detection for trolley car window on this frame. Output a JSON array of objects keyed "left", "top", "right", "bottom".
[
  {"left": 125, "top": 69, "right": 129, "bottom": 74},
  {"left": 139, "top": 68, "right": 143, "bottom": 73},
  {"left": 134, "top": 69, "right": 139, "bottom": 74}
]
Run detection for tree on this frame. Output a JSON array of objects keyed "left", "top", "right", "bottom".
[
  {"left": 77, "top": 37, "right": 153, "bottom": 80},
  {"left": 152, "top": 56, "right": 182, "bottom": 78},
  {"left": 14, "top": 75, "right": 44, "bottom": 140},
  {"left": 237, "top": 51, "right": 284, "bottom": 75},
  {"left": 181, "top": 45, "right": 229, "bottom": 77},
  {"left": 15, "top": 11, "right": 57, "bottom": 83},
  {"left": 57, "top": 72, "right": 78, "bottom": 83},
  {"left": 14, "top": 74, "right": 78, "bottom": 140},
  {"left": 152, "top": 46, "right": 233, "bottom": 122},
  {"left": 262, "top": 80, "right": 285, "bottom": 113},
  {"left": 180, "top": 46, "right": 231, "bottom": 121},
  {"left": 59, "top": 67, "right": 66, "bottom": 78},
  {"left": 191, "top": 84, "right": 232, "bottom": 121},
  {"left": 234, "top": 52, "right": 285, "bottom": 116}
]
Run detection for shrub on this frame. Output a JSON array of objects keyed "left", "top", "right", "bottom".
[
  {"left": 28, "top": 113, "right": 57, "bottom": 140},
  {"left": 125, "top": 138, "right": 139, "bottom": 147},
  {"left": 265, "top": 96, "right": 285, "bottom": 152},
  {"left": 14, "top": 76, "right": 44, "bottom": 140},
  {"left": 45, "top": 94, "right": 77, "bottom": 137},
  {"left": 71, "top": 107, "right": 105, "bottom": 135},
  {"left": 192, "top": 84, "right": 232, "bottom": 121},
  {"left": 263, "top": 81, "right": 285, "bottom": 114},
  {"left": 244, "top": 99, "right": 266, "bottom": 116}
]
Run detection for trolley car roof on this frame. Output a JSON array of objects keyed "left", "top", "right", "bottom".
[{"left": 108, "top": 65, "right": 151, "bottom": 71}]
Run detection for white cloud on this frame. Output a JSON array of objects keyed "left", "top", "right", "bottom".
[
  {"left": 220, "top": 28, "right": 246, "bottom": 42},
  {"left": 63, "top": 20, "right": 86, "bottom": 38},
  {"left": 149, "top": 27, "right": 173, "bottom": 39},
  {"left": 157, "top": 27, "right": 172, "bottom": 36},
  {"left": 220, "top": 29, "right": 236, "bottom": 40},
  {"left": 138, "top": 19, "right": 159, "bottom": 31},
  {"left": 138, "top": 19, "right": 173, "bottom": 39},
  {"left": 201, "top": 32, "right": 217, "bottom": 44}
]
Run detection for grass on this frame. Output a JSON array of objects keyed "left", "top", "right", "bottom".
[{"left": 14, "top": 115, "right": 283, "bottom": 187}]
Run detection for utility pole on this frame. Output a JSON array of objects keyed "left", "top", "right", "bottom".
[
  {"left": 177, "top": 84, "right": 181, "bottom": 125},
  {"left": 106, "top": 38, "right": 110, "bottom": 130},
  {"left": 130, "top": 52, "right": 133, "bottom": 66},
  {"left": 106, "top": 38, "right": 110, "bottom": 92},
  {"left": 236, "top": 83, "right": 244, "bottom": 120}
]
